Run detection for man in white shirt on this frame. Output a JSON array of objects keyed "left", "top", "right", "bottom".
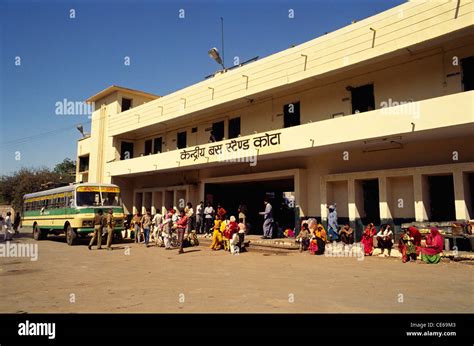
[
  {"left": 152, "top": 211, "right": 163, "bottom": 244},
  {"left": 204, "top": 202, "right": 214, "bottom": 236},
  {"left": 376, "top": 224, "right": 394, "bottom": 256},
  {"left": 196, "top": 201, "right": 204, "bottom": 234}
]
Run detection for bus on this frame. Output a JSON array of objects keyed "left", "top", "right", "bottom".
[{"left": 22, "top": 183, "right": 125, "bottom": 245}]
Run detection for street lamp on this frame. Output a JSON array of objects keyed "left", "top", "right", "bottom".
[{"left": 208, "top": 47, "right": 225, "bottom": 70}]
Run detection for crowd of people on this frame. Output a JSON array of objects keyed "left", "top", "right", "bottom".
[
  {"left": 0, "top": 211, "right": 21, "bottom": 242},
  {"left": 292, "top": 204, "right": 445, "bottom": 264},
  {"left": 125, "top": 201, "right": 250, "bottom": 255}
]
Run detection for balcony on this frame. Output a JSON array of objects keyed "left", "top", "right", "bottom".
[{"left": 105, "top": 91, "right": 474, "bottom": 178}]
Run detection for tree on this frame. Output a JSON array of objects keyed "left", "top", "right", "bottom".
[
  {"left": 0, "top": 158, "right": 76, "bottom": 212},
  {"left": 53, "top": 158, "right": 76, "bottom": 183}
]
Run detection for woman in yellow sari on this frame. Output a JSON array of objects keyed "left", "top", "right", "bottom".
[
  {"left": 210, "top": 215, "right": 226, "bottom": 250},
  {"left": 308, "top": 219, "right": 327, "bottom": 255}
]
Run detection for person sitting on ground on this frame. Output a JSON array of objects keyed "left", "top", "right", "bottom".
[
  {"left": 307, "top": 220, "right": 326, "bottom": 255},
  {"left": 210, "top": 215, "right": 224, "bottom": 251},
  {"left": 361, "top": 223, "right": 377, "bottom": 256},
  {"left": 420, "top": 227, "right": 443, "bottom": 264},
  {"left": 376, "top": 224, "right": 393, "bottom": 257},
  {"left": 339, "top": 223, "right": 354, "bottom": 247},
  {"left": 296, "top": 223, "right": 310, "bottom": 252},
  {"left": 399, "top": 228, "right": 417, "bottom": 263},
  {"left": 230, "top": 231, "right": 240, "bottom": 255},
  {"left": 283, "top": 228, "right": 295, "bottom": 238}
]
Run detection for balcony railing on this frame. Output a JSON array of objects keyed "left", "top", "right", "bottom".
[{"left": 105, "top": 91, "right": 473, "bottom": 177}]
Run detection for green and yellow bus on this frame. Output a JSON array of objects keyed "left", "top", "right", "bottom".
[{"left": 22, "top": 183, "right": 125, "bottom": 245}]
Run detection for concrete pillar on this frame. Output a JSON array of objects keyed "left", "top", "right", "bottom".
[
  {"left": 453, "top": 169, "right": 469, "bottom": 220},
  {"left": 378, "top": 176, "right": 391, "bottom": 222},
  {"left": 320, "top": 179, "right": 327, "bottom": 223},
  {"left": 348, "top": 178, "right": 357, "bottom": 221},
  {"left": 295, "top": 170, "right": 307, "bottom": 218},
  {"left": 413, "top": 174, "right": 429, "bottom": 222}
]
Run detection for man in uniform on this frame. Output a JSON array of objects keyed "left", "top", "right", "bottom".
[
  {"left": 89, "top": 209, "right": 104, "bottom": 250},
  {"left": 106, "top": 209, "right": 115, "bottom": 251}
]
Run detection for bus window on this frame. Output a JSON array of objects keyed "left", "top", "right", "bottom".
[
  {"left": 76, "top": 192, "right": 101, "bottom": 207},
  {"left": 102, "top": 192, "right": 121, "bottom": 206}
]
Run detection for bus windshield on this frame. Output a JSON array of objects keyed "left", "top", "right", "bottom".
[{"left": 75, "top": 186, "right": 122, "bottom": 207}]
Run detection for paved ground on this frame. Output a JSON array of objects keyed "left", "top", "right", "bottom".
[{"left": 1, "top": 228, "right": 473, "bottom": 313}]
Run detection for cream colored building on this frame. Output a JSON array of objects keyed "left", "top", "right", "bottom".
[{"left": 76, "top": 0, "right": 474, "bottom": 235}]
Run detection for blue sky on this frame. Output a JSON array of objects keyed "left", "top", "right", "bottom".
[{"left": 0, "top": 0, "right": 406, "bottom": 175}]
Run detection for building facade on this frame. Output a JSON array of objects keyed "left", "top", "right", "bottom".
[{"left": 76, "top": 1, "right": 474, "bottom": 235}]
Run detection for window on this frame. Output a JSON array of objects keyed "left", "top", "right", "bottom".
[
  {"left": 177, "top": 131, "right": 187, "bottom": 149},
  {"left": 122, "top": 98, "right": 133, "bottom": 112},
  {"left": 212, "top": 121, "right": 225, "bottom": 141},
  {"left": 79, "top": 155, "right": 89, "bottom": 172},
  {"left": 228, "top": 117, "right": 241, "bottom": 139},
  {"left": 351, "top": 84, "right": 375, "bottom": 114},
  {"left": 461, "top": 56, "right": 474, "bottom": 91},
  {"left": 191, "top": 127, "right": 198, "bottom": 133},
  {"left": 283, "top": 102, "right": 301, "bottom": 128},
  {"left": 121, "top": 142, "right": 134, "bottom": 160},
  {"left": 144, "top": 139, "right": 153, "bottom": 155},
  {"left": 153, "top": 137, "right": 162, "bottom": 154}
]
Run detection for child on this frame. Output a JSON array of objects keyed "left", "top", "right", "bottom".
[
  {"left": 223, "top": 216, "right": 238, "bottom": 252},
  {"left": 230, "top": 232, "right": 240, "bottom": 255},
  {"left": 296, "top": 223, "right": 310, "bottom": 252}
]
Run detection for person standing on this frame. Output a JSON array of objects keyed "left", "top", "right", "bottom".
[
  {"left": 196, "top": 201, "right": 204, "bottom": 234},
  {"left": 216, "top": 204, "right": 227, "bottom": 220},
  {"left": 327, "top": 204, "right": 339, "bottom": 242},
  {"left": 89, "top": 209, "right": 104, "bottom": 250},
  {"left": 152, "top": 210, "right": 163, "bottom": 244},
  {"left": 238, "top": 202, "right": 247, "bottom": 227},
  {"left": 259, "top": 198, "right": 274, "bottom": 239},
  {"left": 0, "top": 216, "right": 6, "bottom": 241},
  {"left": 361, "top": 223, "right": 377, "bottom": 256},
  {"left": 132, "top": 212, "right": 141, "bottom": 243},
  {"left": 13, "top": 211, "right": 21, "bottom": 234},
  {"left": 4, "top": 212, "right": 14, "bottom": 241},
  {"left": 176, "top": 209, "right": 188, "bottom": 254},
  {"left": 204, "top": 202, "right": 215, "bottom": 237},
  {"left": 141, "top": 210, "right": 153, "bottom": 247},
  {"left": 185, "top": 202, "right": 194, "bottom": 233},
  {"left": 105, "top": 209, "right": 115, "bottom": 251}
]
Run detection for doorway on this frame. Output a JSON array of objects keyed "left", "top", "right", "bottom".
[
  {"left": 428, "top": 175, "right": 455, "bottom": 221},
  {"left": 362, "top": 179, "right": 380, "bottom": 224},
  {"left": 205, "top": 178, "right": 295, "bottom": 235},
  {"left": 351, "top": 84, "right": 375, "bottom": 114}
]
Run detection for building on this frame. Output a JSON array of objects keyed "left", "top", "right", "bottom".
[{"left": 76, "top": 0, "right": 474, "bottom": 236}]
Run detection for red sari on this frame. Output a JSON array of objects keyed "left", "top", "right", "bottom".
[{"left": 361, "top": 224, "right": 376, "bottom": 256}]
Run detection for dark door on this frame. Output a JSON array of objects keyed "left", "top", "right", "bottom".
[
  {"left": 283, "top": 101, "right": 301, "bottom": 128},
  {"left": 120, "top": 141, "right": 134, "bottom": 160},
  {"left": 362, "top": 179, "right": 380, "bottom": 224},
  {"left": 351, "top": 84, "right": 375, "bottom": 114},
  {"left": 428, "top": 175, "right": 455, "bottom": 222},
  {"left": 212, "top": 121, "right": 225, "bottom": 141},
  {"left": 177, "top": 131, "right": 187, "bottom": 149},
  {"left": 461, "top": 56, "right": 474, "bottom": 91}
]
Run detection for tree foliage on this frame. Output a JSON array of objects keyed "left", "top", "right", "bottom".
[{"left": 0, "top": 158, "right": 76, "bottom": 212}]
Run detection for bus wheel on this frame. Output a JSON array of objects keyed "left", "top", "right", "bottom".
[
  {"left": 33, "top": 224, "right": 44, "bottom": 240},
  {"left": 66, "top": 224, "right": 77, "bottom": 246}
]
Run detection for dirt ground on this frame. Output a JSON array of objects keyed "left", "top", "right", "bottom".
[{"left": 1, "top": 228, "right": 473, "bottom": 313}]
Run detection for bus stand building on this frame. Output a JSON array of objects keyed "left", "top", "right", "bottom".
[{"left": 76, "top": 1, "right": 474, "bottom": 236}]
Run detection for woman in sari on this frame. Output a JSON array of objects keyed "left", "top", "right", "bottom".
[
  {"left": 421, "top": 227, "right": 443, "bottom": 264},
  {"left": 210, "top": 215, "right": 225, "bottom": 251},
  {"left": 361, "top": 223, "right": 377, "bottom": 256},
  {"left": 308, "top": 219, "right": 326, "bottom": 255}
]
